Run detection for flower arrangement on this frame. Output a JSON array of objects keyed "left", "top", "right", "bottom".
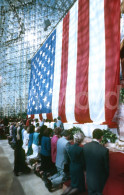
[{"left": 101, "top": 129, "right": 117, "bottom": 145}]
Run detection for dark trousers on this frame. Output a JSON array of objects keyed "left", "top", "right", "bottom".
[{"left": 40, "top": 154, "right": 53, "bottom": 172}]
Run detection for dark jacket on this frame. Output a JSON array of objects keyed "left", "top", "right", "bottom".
[
  {"left": 66, "top": 143, "right": 86, "bottom": 192},
  {"left": 41, "top": 136, "right": 51, "bottom": 156},
  {"left": 83, "top": 141, "right": 109, "bottom": 193}
]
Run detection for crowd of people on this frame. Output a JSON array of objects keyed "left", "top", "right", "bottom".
[{"left": 5, "top": 116, "right": 109, "bottom": 195}]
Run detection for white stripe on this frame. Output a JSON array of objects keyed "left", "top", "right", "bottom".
[
  {"left": 88, "top": 0, "right": 105, "bottom": 123},
  {"left": 42, "top": 113, "right": 47, "bottom": 119},
  {"left": 34, "top": 114, "right": 39, "bottom": 119},
  {"left": 28, "top": 115, "right": 31, "bottom": 118},
  {"left": 65, "top": 1, "right": 78, "bottom": 123},
  {"left": 52, "top": 21, "right": 63, "bottom": 119}
]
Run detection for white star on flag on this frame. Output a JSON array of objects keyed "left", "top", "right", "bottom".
[
  {"left": 46, "top": 102, "right": 50, "bottom": 108},
  {"left": 42, "top": 79, "right": 46, "bottom": 84},
  {"left": 48, "top": 58, "right": 50, "bottom": 64},
  {"left": 38, "top": 72, "right": 41, "bottom": 76},
  {"left": 49, "top": 88, "right": 52, "bottom": 95},
  {"left": 47, "top": 70, "right": 50, "bottom": 75},
  {"left": 40, "top": 75, "right": 43, "bottom": 79},
  {"left": 51, "top": 48, "right": 54, "bottom": 54},
  {"left": 35, "top": 106, "right": 38, "bottom": 110},
  {"left": 40, "top": 91, "right": 43, "bottom": 96},
  {"left": 32, "top": 101, "right": 35, "bottom": 105},
  {"left": 45, "top": 83, "right": 49, "bottom": 89},
  {"left": 41, "top": 64, "right": 44, "bottom": 68},
  {"left": 39, "top": 61, "right": 42, "bottom": 66},
  {"left": 51, "top": 61, "right": 53, "bottom": 66},
  {"left": 50, "top": 75, "right": 53, "bottom": 80},
  {"left": 45, "top": 43, "right": 48, "bottom": 48},
  {"left": 43, "top": 96, "right": 47, "bottom": 102},
  {"left": 39, "top": 104, "right": 42, "bottom": 109}
]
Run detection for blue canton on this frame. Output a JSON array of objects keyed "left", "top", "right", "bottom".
[{"left": 27, "top": 30, "right": 56, "bottom": 114}]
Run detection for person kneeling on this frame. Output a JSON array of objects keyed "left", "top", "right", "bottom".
[{"left": 14, "top": 139, "right": 31, "bottom": 176}]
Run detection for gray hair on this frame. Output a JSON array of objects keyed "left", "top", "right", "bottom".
[{"left": 73, "top": 132, "right": 84, "bottom": 144}]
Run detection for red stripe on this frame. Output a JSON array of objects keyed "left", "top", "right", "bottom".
[
  {"left": 75, "top": 0, "right": 92, "bottom": 123},
  {"left": 58, "top": 13, "right": 69, "bottom": 123},
  {"left": 31, "top": 114, "right": 34, "bottom": 119},
  {"left": 104, "top": 0, "right": 120, "bottom": 124},
  {"left": 39, "top": 114, "right": 43, "bottom": 120},
  {"left": 46, "top": 113, "right": 53, "bottom": 121}
]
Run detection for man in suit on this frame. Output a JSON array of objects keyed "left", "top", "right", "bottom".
[
  {"left": 83, "top": 129, "right": 109, "bottom": 195},
  {"left": 45, "top": 130, "right": 70, "bottom": 191}
]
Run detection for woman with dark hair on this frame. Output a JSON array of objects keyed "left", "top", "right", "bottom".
[
  {"left": 40, "top": 128, "right": 53, "bottom": 176},
  {"left": 27, "top": 126, "right": 40, "bottom": 161},
  {"left": 51, "top": 127, "right": 62, "bottom": 175},
  {"left": 39, "top": 125, "right": 47, "bottom": 143},
  {"left": 14, "top": 140, "right": 31, "bottom": 176},
  {"left": 27, "top": 125, "right": 35, "bottom": 156},
  {"left": 51, "top": 127, "right": 62, "bottom": 164},
  {"left": 14, "top": 127, "right": 31, "bottom": 176}
]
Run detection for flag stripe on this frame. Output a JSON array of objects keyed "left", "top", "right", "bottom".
[
  {"left": 52, "top": 21, "right": 63, "bottom": 120},
  {"left": 58, "top": 13, "right": 70, "bottom": 122},
  {"left": 46, "top": 113, "right": 53, "bottom": 120},
  {"left": 27, "top": 0, "right": 120, "bottom": 126},
  {"left": 104, "top": 0, "right": 120, "bottom": 124},
  {"left": 65, "top": 0, "right": 78, "bottom": 123},
  {"left": 42, "top": 113, "right": 47, "bottom": 119},
  {"left": 39, "top": 113, "right": 43, "bottom": 120},
  {"left": 34, "top": 114, "right": 40, "bottom": 119},
  {"left": 75, "top": 0, "right": 91, "bottom": 123},
  {"left": 88, "top": 0, "right": 105, "bottom": 123}
]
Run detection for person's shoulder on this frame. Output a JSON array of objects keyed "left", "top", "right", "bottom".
[
  {"left": 83, "top": 141, "right": 92, "bottom": 147},
  {"left": 101, "top": 144, "right": 109, "bottom": 152}
]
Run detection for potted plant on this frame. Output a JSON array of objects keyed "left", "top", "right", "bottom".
[{"left": 101, "top": 129, "right": 117, "bottom": 146}]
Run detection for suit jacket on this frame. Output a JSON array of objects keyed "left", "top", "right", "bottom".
[
  {"left": 83, "top": 141, "right": 109, "bottom": 193},
  {"left": 66, "top": 143, "right": 86, "bottom": 192},
  {"left": 56, "top": 136, "right": 69, "bottom": 169}
]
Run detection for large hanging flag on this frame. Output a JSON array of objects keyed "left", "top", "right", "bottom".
[{"left": 27, "top": 0, "right": 120, "bottom": 125}]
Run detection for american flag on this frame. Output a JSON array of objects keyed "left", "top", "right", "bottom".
[
  {"left": 27, "top": 31, "right": 56, "bottom": 115},
  {"left": 27, "top": 0, "right": 120, "bottom": 125}
]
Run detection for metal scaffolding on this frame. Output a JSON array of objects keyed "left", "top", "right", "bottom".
[{"left": 0, "top": 0, "right": 76, "bottom": 117}]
